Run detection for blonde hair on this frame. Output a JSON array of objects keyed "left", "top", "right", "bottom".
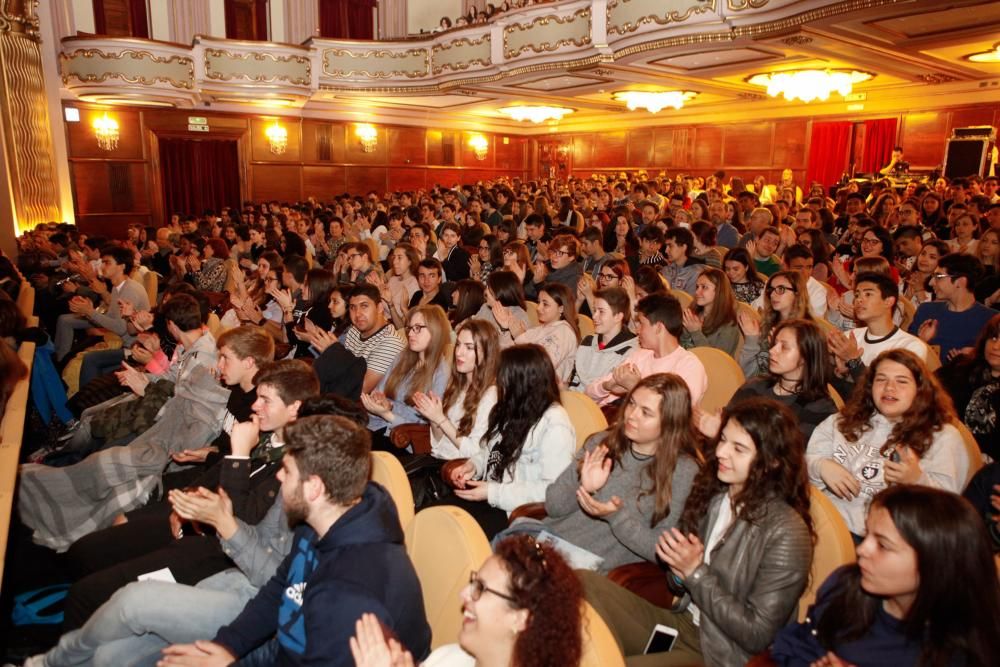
[{"left": 384, "top": 305, "right": 452, "bottom": 401}]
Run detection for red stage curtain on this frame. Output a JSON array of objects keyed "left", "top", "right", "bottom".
[
  {"left": 860, "top": 118, "right": 898, "bottom": 174},
  {"left": 806, "top": 121, "right": 852, "bottom": 189},
  {"left": 319, "top": 0, "right": 376, "bottom": 39},
  {"left": 159, "top": 138, "right": 241, "bottom": 218}
]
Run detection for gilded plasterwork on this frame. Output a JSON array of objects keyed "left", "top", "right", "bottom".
[
  {"left": 431, "top": 35, "right": 491, "bottom": 75},
  {"left": 204, "top": 48, "right": 310, "bottom": 86},
  {"left": 607, "top": 0, "right": 716, "bottom": 36},
  {"left": 729, "top": 0, "right": 770, "bottom": 9},
  {"left": 503, "top": 9, "right": 592, "bottom": 59},
  {"left": 60, "top": 49, "right": 194, "bottom": 89},
  {"left": 324, "top": 48, "right": 429, "bottom": 79}
]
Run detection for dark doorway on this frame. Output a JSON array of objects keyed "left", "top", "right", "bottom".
[{"left": 159, "top": 137, "right": 241, "bottom": 220}]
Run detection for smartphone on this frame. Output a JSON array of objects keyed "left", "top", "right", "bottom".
[{"left": 643, "top": 624, "right": 679, "bottom": 654}]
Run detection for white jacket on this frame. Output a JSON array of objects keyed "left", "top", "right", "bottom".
[
  {"left": 806, "top": 413, "right": 968, "bottom": 535},
  {"left": 468, "top": 403, "right": 576, "bottom": 513}
]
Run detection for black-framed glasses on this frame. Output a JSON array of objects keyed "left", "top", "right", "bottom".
[
  {"left": 766, "top": 285, "right": 796, "bottom": 296},
  {"left": 861, "top": 237, "right": 881, "bottom": 246},
  {"left": 549, "top": 249, "right": 569, "bottom": 258},
  {"left": 598, "top": 272, "right": 619, "bottom": 282},
  {"left": 502, "top": 248, "right": 516, "bottom": 256},
  {"left": 467, "top": 571, "right": 516, "bottom": 603},
  {"left": 405, "top": 324, "right": 428, "bottom": 335}
]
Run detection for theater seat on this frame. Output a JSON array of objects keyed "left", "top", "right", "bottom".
[
  {"left": 405, "top": 506, "right": 491, "bottom": 649},
  {"left": 581, "top": 601, "right": 626, "bottom": 667},
  {"left": 688, "top": 346, "right": 745, "bottom": 413},
  {"left": 801, "top": 485, "right": 855, "bottom": 621},
  {"left": 370, "top": 451, "right": 414, "bottom": 530},
  {"left": 525, "top": 301, "right": 539, "bottom": 327},
  {"left": 560, "top": 390, "right": 608, "bottom": 450},
  {"left": 577, "top": 314, "right": 595, "bottom": 340},
  {"left": 389, "top": 423, "right": 432, "bottom": 455},
  {"left": 668, "top": 289, "right": 693, "bottom": 309}
]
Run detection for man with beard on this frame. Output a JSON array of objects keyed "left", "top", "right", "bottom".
[{"left": 160, "top": 414, "right": 431, "bottom": 666}]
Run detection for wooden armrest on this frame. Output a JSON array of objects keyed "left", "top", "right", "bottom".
[
  {"left": 745, "top": 649, "right": 776, "bottom": 667},
  {"left": 508, "top": 502, "right": 546, "bottom": 523},
  {"left": 607, "top": 561, "right": 674, "bottom": 609},
  {"left": 440, "top": 458, "right": 468, "bottom": 488},
  {"left": 390, "top": 423, "right": 432, "bottom": 455}
]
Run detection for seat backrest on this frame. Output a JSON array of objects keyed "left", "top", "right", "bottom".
[
  {"left": 142, "top": 271, "right": 158, "bottom": 306},
  {"left": 925, "top": 345, "right": 942, "bottom": 371},
  {"left": 580, "top": 601, "right": 626, "bottom": 667},
  {"left": 898, "top": 297, "right": 916, "bottom": 330},
  {"left": 364, "top": 238, "right": 380, "bottom": 263},
  {"left": 577, "top": 314, "right": 595, "bottom": 340},
  {"left": 800, "top": 485, "right": 855, "bottom": 621},
  {"left": 827, "top": 383, "right": 845, "bottom": 409},
  {"left": 813, "top": 317, "right": 839, "bottom": 337},
  {"left": 688, "top": 346, "right": 745, "bottom": 413},
  {"left": 525, "top": 301, "right": 539, "bottom": 328},
  {"left": 560, "top": 390, "right": 608, "bottom": 450},
  {"left": 953, "top": 421, "right": 983, "bottom": 487},
  {"left": 668, "top": 289, "right": 693, "bottom": 309},
  {"left": 405, "top": 506, "right": 491, "bottom": 649},
  {"left": 206, "top": 312, "right": 223, "bottom": 339},
  {"left": 370, "top": 452, "right": 415, "bottom": 529},
  {"left": 0, "top": 342, "right": 35, "bottom": 594}
]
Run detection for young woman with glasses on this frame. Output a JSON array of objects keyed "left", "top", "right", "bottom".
[
  {"left": 738, "top": 270, "right": 812, "bottom": 377},
  {"left": 350, "top": 536, "right": 584, "bottom": 667},
  {"left": 580, "top": 398, "right": 814, "bottom": 666},
  {"left": 360, "top": 304, "right": 452, "bottom": 449},
  {"left": 469, "top": 233, "right": 503, "bottom": 284},
  {"left": 579, "top": 257, "right": 632, "bottom": 316}
]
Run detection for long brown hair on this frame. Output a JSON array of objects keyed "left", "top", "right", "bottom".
[
  {"left": 383, "top": 305, "right": 452, "bottom": 401},
  {"left": 605, "top": 374, "right": 704, "bottom": 525},
  {"left": 837, "top": 349, "right": 956, "bottom": 457},
  {"left": 539, "top": 283, "right": 581, "bottom": 343},
  {"left": 693, "top": 267, "right": 738, "bottom": 335},
  {"left": 679, "top": 398, "right": 814, "bottom": 543},
  {"left": 441, "top": 319, "right": 500, "bottom": 438},
  {"left": 761, "top": 270, "right": 812, "bottom": 343}
]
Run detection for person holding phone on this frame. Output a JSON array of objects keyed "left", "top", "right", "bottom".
[
  {"left": 579, "top": 398, "right": 814, "bottom": 666},
  {"left": 806, "top": 349, "right": 969, "bottom": 539}
]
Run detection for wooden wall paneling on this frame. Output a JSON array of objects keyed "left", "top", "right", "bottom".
[
  {"left": 251, "top": 164, "right": 302, "bottom": 201},
  {"left": 427, "top": 168, "right": 462, "bottom": 188},
  {"left": 772, "top": 119, "right": 809, "bottom": 170},
  {"left": 691, "top": 126, "right": 723, "bottom": 170},
  {"left": 627, "top": 129, "right": 654, "bottom": 168},
  {"left": 722, "top": 123, "right": 773, "bottom": 168},
  {"left": 302, "top": 120, "right": 346, "bottom": 163},
  {"left": 426, "top": 130, "right": 458, "bottom": 166},
  {"left": 345, "top": 166, "right": 387, "bottom": 195},
  {"left": 387, "top": 127, "right": 427, "bottom": 166},
  {"left": 947, "top": 106, "right": 999, "bottom": 133},
  {"left": 593, "top": 131, "right": 627, "bottom": 168},
  {"left": 652, "top": 128, "right": 675, "bottom": 167},
  {"left": 387, "top": 167, "right": 426, "bottom": 192},
  {"left": 302, "top": 165, "right": 346, "bottom": 199},
  {"left": 571, "top": 135, "right": 593, "bottom": 169},
  {"left": 250, "top": 117, "right": 301, "bottom": 162},
  {"left": 76, "top": 213, "right": 152, "bottom": 237},
  {"left": 494, "top": 135, "right": 525, "bottom": 171},
  {"left": 68, "top": 108, "right": 145, "bottom": 160},
  {"left": 899, "top": 111, "right": 950, "bottom": 169}
]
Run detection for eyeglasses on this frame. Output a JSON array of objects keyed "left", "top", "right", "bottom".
[
  {"left": 549, "top": 249, "right": 570, "bottom": 258},
  {"left": 598, "top": 272, "right": 619, "bottom": 282},
  {"left": 467, "top": 571, "right": 515, "bottom": 603},
  {"left": 405, "top": 324, "right": 428, "bottom": 335},
  {"left": 861, "top": 237, "right": 881, "bottom": 246},
  {"left": 931, "top": 273, "right": 954, "bottom": 282},
  {"left": 766, "top": 285, "right": 796, "bottom": 296},
  {"left": 502, "top": 249, "right": 516, "bottom": 256},
  {"left": 346, "top": 253, "right": 361, "bottom": 260}
]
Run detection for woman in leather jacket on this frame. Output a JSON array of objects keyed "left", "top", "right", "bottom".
[{"left": 580, "top": 397, "right": 814, "bottom": 667}]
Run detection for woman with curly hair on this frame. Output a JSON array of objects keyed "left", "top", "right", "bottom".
[
  {"left": 806, "top": 349, "right": 969, "bottom": 538},
  {"left": 680, "top": 267, "right": 741, "bottom": 357},
  {"left": 738, "top": 270, "right": 813, "bottom": 377},
  {"left": 502, "top": 373, "right": 702, "bottom": 572},
  {"left": 445, "top": 344, "right": 575, "bottom": 538},
  {"left": 580, "top": 397, "right": 814, "bottom": 666},
  {"left": 350, "top": 535, "right": 584, "bottom": 667},
  {"left": 773, "top": 485, "right": 1000, "bottom": 667},
  {"left": 414, "top": 319, "right": 501, "bottom": 461}
]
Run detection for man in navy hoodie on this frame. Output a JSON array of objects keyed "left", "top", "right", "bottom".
[{"left": 159, "top": 415, "right": 431, "bottom": 666}]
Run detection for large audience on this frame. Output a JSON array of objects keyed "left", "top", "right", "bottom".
[{"left": 3, "top": 163, "right": 1000, "bottom": 666}]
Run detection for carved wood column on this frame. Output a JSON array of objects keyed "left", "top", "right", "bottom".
[{"left": 0, "top": 0, "right": 61, "bottom": 239}]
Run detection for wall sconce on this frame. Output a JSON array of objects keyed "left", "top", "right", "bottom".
[
  {"left": 93, "top": 112, "right": 119, "bottom": 151},
  {"left": 264, "top": 121, "right": 287, "bottom": 155},
  {"left": 469, "top": 134, "right": 488, "bottom": 160},
  {"left": 356, "top": 124, "right": 377, "bottom": 153}
]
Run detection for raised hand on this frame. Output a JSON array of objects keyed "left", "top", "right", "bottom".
[{"left": 578, "top": 444, "right": 613, "bottom": 493}]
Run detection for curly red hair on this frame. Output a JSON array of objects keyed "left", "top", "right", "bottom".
[{"left": 494, "top": 536, "right": 583, "bottom": 667}]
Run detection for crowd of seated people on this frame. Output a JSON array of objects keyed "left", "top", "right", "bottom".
[
  {"left": 6, "top": 163, "right": 1000, "bottom": 666},
  {"left": 431, "top": 0, "right": 554, "bottom": 33}
]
